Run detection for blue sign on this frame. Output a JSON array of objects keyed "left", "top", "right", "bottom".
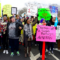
[
  {"left": 49, "top": 6, "right": 58, "bottom": 13},
  {"left": 54, "top": 17, "right": 58, "bottom": 27}
]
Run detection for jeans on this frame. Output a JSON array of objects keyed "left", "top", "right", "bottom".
[
  {"left": 48, "top": 42, "right": 54, "bottom": 51},
  {"left": 9, "top": 38, "right": 19, "bottom": 52}
]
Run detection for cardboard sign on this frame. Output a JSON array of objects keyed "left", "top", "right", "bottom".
[
  {"left": 27, "top": 4, "right": 37, "bottom": 16},
  {"left": 36, "top": 25, "right": 56, "bottom": 42},
  {"left": 38, "top": 8, "right": 51, "bottom": 21},
  {"left": 0, "top": 3, "right": 1, "bottom": 17},
  {"left": 56, "top": 25, "right": 60, "bottom": 40},
  {"left": 3, "top": 4, "right": 12, "bottom": 17},
  {"left": 49, "top": 6, "right": 58, "bottom": 13},
  {"left": 49, "top": 6, "right": 58, "bottom": 17},
  {"left": 11, "top": 7, "right": 17, "bottom": 15}
]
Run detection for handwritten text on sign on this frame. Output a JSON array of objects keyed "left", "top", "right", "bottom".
[
  {"left": 36, "top": 25, "right": 56, "bottom": 42},
  {"left": 27, "top": 4, "right": 37, "bottom": 17}
]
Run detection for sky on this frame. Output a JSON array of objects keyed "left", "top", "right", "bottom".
[{"left": 0, "top": 0, "right": 60, "bottom": 10}]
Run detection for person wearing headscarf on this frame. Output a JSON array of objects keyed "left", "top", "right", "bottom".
[
  {"left": 37, "top": 18, "right": 47, "bottom": 58},
  {"left": 2, "top": 15, "right": 8, "bottom": 54}
]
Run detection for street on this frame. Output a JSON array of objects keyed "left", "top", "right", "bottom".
[{"left": 0, "top": 43, "right": 60, "bottom": 60}]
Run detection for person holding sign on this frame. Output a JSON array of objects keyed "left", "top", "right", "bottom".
[
  {"left": 37, "top": 18, "right": 47, "bottom": 58},
  {"left": 47, "top": 16, "right": 55, "bottom": 54},
  {"left": 7, "top": 16, "right": 23, "bottom": 57}
]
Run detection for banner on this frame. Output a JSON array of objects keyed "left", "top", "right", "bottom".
[
  {"left": 3, "top": 4, "right": 12, "bottom": 17},
  {"left": 27, "top": 4, "right": 37, "bottom": 16},
  {"left": 56, "top": 26, "right": 60, "bottom": 40},
  {"left": 38, "top": 8, "right": 51, "bottom": 21},
  {"left": 0, "top": 3, "right": 1, "bottom": 17},
  {"left": 49, "top": 6, "right": 58, "bottom": 17},
  {"left": 36, "top": 25, "right": 56, "bottom": 42}
]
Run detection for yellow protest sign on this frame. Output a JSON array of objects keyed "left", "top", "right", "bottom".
[
  {"left": 33, "top": 24, "right": 37, "bottom": 35},
  {"left": 0, "top": 3, "right": 1, "bottom": 17},
  {"left": 21, "top": 22, "right": 24, "bottom": 35},
  {"left": 3, "top": 4, "right": 12, "bottom": 17}
]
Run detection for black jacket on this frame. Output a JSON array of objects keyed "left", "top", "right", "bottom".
[{"left": 7, "top": 22, "right": 23, "bottom": 38}]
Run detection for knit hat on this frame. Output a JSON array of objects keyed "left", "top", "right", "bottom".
[
  {"left": 40, "top": 18, "right": 44, "bottom": 23},
  {"left": 10, "top": 16, "right": 14, "bottom": 20}
]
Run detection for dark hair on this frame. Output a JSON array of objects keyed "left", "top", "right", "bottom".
[
  {"left": 10, "top": 16, "right": 14, "bottom": 22},
  {"left": 26, "top": 18, "right": 29, "bottom": 23},
  {"left": 16, "top": 15, "right": 19, "bottom": 17},
  {"left": 49, "top": 16, "right": 54, "bottom": 25}
]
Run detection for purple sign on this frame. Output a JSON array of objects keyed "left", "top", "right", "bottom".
[{"left": 49, "top": 6, "right": 58, "bottom": 13}]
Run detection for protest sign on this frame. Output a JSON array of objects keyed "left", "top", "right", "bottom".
[
  {"left": 33, "top": 24, "right": 37, "bottom": 35},
  {"left": 36, "top": 25, "right": 56, "bottom": 42},
  {"left": 49, "top": 6, "right": 58, "bottom": 17},
  {"left": 11, "top": 7, "right": 17, "bottom": 15},
  {"left": 3, "top": 4, "right": 12, "bottom": 17},
  {"left": 56, "top": 26, "right": 60, "bottom": 40},
  {"left": 27, "top": 4, "right": 37, "bottom": 17},
  {"left": 38, "top": 8, "right": 51, "bottom": 21},
  {"left": 54, "top": 17, "right": 58, "bottom": 27},
  {"left": 0, "top": 3, "right": 1, "bottom": 17}
]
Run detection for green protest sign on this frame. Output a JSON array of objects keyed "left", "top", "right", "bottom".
[{"left": 38, "top": 8, "right": 51, "bottom": 21}]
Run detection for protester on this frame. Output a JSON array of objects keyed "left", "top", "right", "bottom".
[
  {"left": 37, "top": 18, "right": 46, "bottom": 58},
  {"left": 2, "top": 15, "right": 8, "bottom": 54},
  {"left": 47, "top": 16, "right": 55, "bottom": 54},
  {"left": 24, "top": 17, "right": 37, "bottom": 57},
  {"left": 24, "top": 18, "right": 33, "bottom": 57},
  {"left": 57, "top": 17, "right": 60, "bottom": 49},
  {"left": 0, "top": 17, "right": 2, "bottom": 49},
  {"left": 7, "top": 16, "right": 23, "bottom": 57},
  {"left": 16, "top": 15, "right": 20, "bottom": 22}
]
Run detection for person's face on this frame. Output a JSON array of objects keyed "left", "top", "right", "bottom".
[
  {"left": 3, "top": 17, "right": 7, "bottom": 21},
  {"left": 22, "top": 18, "right": 24, "bottom": 21},
  {"left": 31, "top": 18, "right": 33, "bottom": 22},
  {"left": 16, "top": 16, "right": 19, "bottom": 19},
  {"left": 52, "top": 17, "right": 56, "bottom": 22},
  {"left": 43, "top": 19, "right": 45, "bottom": 23},
  {"left": 11, "top": 17, "right": 15, "bottom": 23},
  {"left": 58, "top": 17, "right": 60, "bottom": 21},
  {"left": 27, "top": 19, "right": 30, "bottom": 24}
]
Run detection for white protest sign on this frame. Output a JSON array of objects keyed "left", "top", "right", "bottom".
[
  {"left": 27, "top": 3, "right": 37, "bottom": 17},
  {"left": 56, "top": 25, "right": 60, "bottom": 40},
  {"left": 11, "top": 7, "right": 17, "bottom": 15}
]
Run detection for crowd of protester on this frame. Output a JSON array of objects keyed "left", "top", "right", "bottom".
[{"left": 0, "top": 14, "right": 60, "bottom": 58}]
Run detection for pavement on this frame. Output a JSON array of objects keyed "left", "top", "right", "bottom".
[{"left": 0, "top": 43, "right": 60, "bottom": 60}]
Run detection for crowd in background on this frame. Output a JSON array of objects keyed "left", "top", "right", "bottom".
[{"left": 0, "top": 14, "right": 60, "bottom": 58}]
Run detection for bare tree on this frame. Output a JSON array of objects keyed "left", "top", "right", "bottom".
[{"left": 18, "top": 7, "right": 27, "bottom": 16}]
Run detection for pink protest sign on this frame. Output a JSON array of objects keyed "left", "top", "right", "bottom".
[{"left": 36, "top": 25, "right": 56, "bottom": 42}]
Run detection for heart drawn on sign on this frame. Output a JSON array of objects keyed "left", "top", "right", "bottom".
[{"left": 42, "top": 13, "right": 47, "bottom": 17}]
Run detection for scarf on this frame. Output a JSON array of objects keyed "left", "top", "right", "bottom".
[{"left": 24, "top": 24, "right": 32, "bottom": 39}]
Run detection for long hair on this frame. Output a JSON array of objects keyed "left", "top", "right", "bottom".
[{"left": 49, "top": 16, "right": 54, "bottom": 25}]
